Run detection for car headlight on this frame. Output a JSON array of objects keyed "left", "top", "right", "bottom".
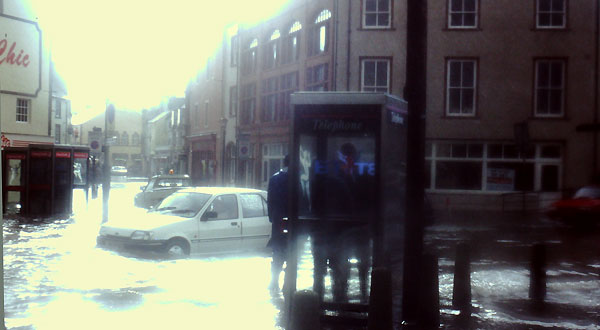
[{"left": 131, "top": 231, "right": 154, "bottom": 240}]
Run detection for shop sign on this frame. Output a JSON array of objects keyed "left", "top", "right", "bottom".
[
  {"left": 74, "top": 152, "right": 89, "bottom": 159},
  {"left": 0, "top": 14, "right": 42, "bottom": 97},
  {"left": 487, "top": 168, "right": 515, "bottom": 191},
  {"left": 56, "top": 151, "right": 71, "bottom": 158},
  {"left": 31, "top": 151, "right": 51, "bottom": 158}
]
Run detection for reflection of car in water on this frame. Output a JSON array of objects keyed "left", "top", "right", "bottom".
[
  {"left": 546, "top": 185, "right": 600, "bottom": 226},
  {"left": 97, "top": 187, "right": 270, "bottom": 257},
  {"left": 134, "top": 174, "right": 192, "bottom": 208}
]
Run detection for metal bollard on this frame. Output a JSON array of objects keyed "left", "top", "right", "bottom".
[
  {"left": 419, "top": 254, "right": 440, "bottom": 329},
  {"left": 368, "top": 267, "right": 392, "bottom": 330},
  {"left": 452, "top": 242, "right": 471, "bottom": 314},
  {"left": 289, "top": 290, "right": 320, "bottom": 330},
  {"left": 529, "top": 243, "right": 546, "bottom": 303}
]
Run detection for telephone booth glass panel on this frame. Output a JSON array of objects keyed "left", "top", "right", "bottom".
[{"left": 29, "top": 150, "right": 52, "bottom": 215}]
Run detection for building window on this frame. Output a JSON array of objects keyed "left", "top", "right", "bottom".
[
  {"left": 55, "top": 124, "right": 61, "bottom": 144},
  {"left": 204, "top": 101, "right": 209, "bottom": 127},
  {"left": 282, "top": 21, "right": 302, "bottom": 65},
  {"left": 536, "top": 0, "right": 566, "bottom": 29},
  {"left": 262, "top": 143, "right": 289, "bottom": 187},
  {"left": 306, "top": 63, "right": 329, "bottom": 91},
  {"left": 113, "top": 131, "right": 121, "bottom": 146},
  {"left": 261, "top": 77, "right": 279, "bottom": 123},
  {"left": 241, "top": 38, "right": 258, "bottom": 76},
  {"left": 448, "top": 0, "right": 478, "bottom": 28},
  {"left": 280, "top": 71, "right": 298, "bottom": 121},
  {"left": 230, "top": 86, "right": 238, "bottom": 117},
  {"left": 264, "top": 30, "right": 280, "bottom": 70},
  {"left": 55, "top": 100, "right": 62, "bottom": 118},
  {"left": 426, "top": 142, "right": 561, "bottom": 192},
  {"left": 241, "top": 83, "right": 256, "bottom": 125},
  {"left": 361, "top": 58, "right": 390, "bottom": 92},
  {"left": 231, "top": 35, "right": 238, "bottom": 67},
  {"left": 309, "top": 9, "right": 332, "bottom": 56},
  {"left": 534, "top": 59, "right": 565, "bottom": 117},
  {"left": 132, "top": 132, "right": 140, "bottom": 146},
  {"left": 122, "top": 132, "right": 129, "bottom": 146},
  {"left": 16, "top": 98, "right": 30, "bottom": 122},
  {"left": 363, "top": 0, "right": 391, "bottom": 29},
  {"left": 446, "top": 59, "right": 477, "bottom": 116}
]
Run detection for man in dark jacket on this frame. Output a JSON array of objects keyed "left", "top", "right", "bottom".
[{"left": 267, "top": 155, "right": 289, "bottom": 292}]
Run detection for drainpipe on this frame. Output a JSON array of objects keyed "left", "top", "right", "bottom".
[
  {"left": 346, "top": 0, "right": 352, "bottom": 91},
  {"left": 48, "top": 54, "right": 53, "bottom": 137},
  {"left": 333, "top": 0, "right": 339, "bottom": 90},
  {"left": 593, "top": 0, "right": 599, "bottom": 176}
]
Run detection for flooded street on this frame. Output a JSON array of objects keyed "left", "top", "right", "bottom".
[{"left": 3, "top": 182, "right": 600, "bottom": 329}]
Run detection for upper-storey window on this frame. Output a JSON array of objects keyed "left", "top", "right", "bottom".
[
  {"left": 361, "top": 58, "right": 390, "bottom": 93},
  {"left": 122, "top": 131, "right": 129, "bottom": 145},
  {"left": 536, "top": 0, "right": 566, "bottom": 29},
  {"left": 132, "top": 132, "right": 140, "bottom": 146},
  {"left": 16, "top": 98, "right": 30, "bottom": 123},
  {"left": 282, "top": 21, "right": 302, "bottom": 65},
  {"left": 230, "top": 35, "right": 238, "bottom": 67},
  {"left": 534, "top": 59, "right": 565, "bottom": 117},
  {"left": 264, "top": 30, "right": 280, "bottom": 70},
  {"left": 241, "top": 83, "right": 256, "bottom": 125},
  {"left": 241, "top": 38, "right": 258, "bottom": 76},
  {"left": 363, "top": 0, "right": 391, "bottom": 29},
  {"left": 308, "top": 9, "right": 332, "bottom": 56},
  {"left": 306, "top": 63, "right": 329, "bottom": 91},
  {"left": 448, "top": 0, "right": 478, "bottom": 29},
  {"left": 446, "top": 59, "right": 477, "bottom": 116}
]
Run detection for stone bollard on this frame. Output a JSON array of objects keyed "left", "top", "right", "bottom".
[
  {"left": 419, "top": 254, "right": 440, "bottom": 329},
  {"left": 452, "top": 242, "right": 471, "bottom": 314},
  {"left": 529, "top": 243, "right": 547, "bottom": 303},
  {"left": 289, "top": 290, "right": 320, "bottom": 330},
  {"left": 368, "top": 267, "right": 392, "bottom": 330}
]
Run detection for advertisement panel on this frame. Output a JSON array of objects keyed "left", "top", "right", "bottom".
[
  {"left": 295, "top": 105, "right": 380, "bottom": 220},
  {"left": 0, "top": 14, "right": 41, "bottom": 96}
]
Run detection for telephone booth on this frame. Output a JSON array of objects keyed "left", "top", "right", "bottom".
[
  {"left": 28, "top": 145, "right": 54, "bottom": 215},
  {"left": 286, "top": 92, "right": 408, "bottom": 326},
  {"left": 2, "top": 148, "right": 27, "bottom": 215},
  {"left": 2, "top": 144, "right": 90, "bottom": 217}
]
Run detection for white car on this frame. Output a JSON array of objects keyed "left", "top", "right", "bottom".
[{"left": 97, "top": 187, "right": 271, "bottom": 257}]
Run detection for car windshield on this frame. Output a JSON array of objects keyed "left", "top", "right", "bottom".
[
  {"left": 573, "top": 186, "right": 600, "bottom": 199},
  {"left": 154, "top": 192, "right": 211, "bottom": 218}
]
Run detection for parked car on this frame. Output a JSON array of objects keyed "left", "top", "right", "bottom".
[
  {"left": 111, "top": 165, "right": 128, "bottom": 176},
  {"left": 97, "top": 187, "right": 271, "bottom": 257},
  {"left": 546, "top": 185, "right": 600, "bottom": 226},
  {"left": 134, "top": 174, "right": 192, "bottom": 208}
]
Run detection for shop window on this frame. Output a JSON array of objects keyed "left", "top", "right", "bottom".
[{"left": 435, "top": 161, "right": 482, "bottom": 190}]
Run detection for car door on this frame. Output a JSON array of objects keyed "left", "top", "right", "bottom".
[
  {"left": 194, "top": 194, "right": 242, "bottom": 254},
  {"left": 239, "top": 193, "right": 271, "bottom": 250}
]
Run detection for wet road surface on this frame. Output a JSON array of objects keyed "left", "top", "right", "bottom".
[{"left": 3, "top": 182, "right": 600, "bottom": 329}]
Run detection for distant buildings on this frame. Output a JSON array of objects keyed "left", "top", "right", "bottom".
[{"left": 77, "top": 109, "right": 142, "bottom": 176}]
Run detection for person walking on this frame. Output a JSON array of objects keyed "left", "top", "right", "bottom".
[{"left": 267, "top": 155, "right": 289, "bottom": 292}]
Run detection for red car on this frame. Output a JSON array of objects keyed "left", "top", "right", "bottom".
[{"left": 547, "top": 186, "right": 600, "bottom": 225}]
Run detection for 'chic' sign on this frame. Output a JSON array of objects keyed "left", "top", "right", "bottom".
[{"left": 0, "top": 14, "right": 41, "bottom": 97}]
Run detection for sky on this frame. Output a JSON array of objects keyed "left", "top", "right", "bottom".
[{"left": 25, "top": 0, "right": 290, "bottom": 124}]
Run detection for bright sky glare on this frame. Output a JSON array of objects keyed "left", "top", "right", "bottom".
[{"left": 25, "top": 0, "right": 290, "bottom": 124}]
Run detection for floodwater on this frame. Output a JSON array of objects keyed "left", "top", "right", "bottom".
[{"left": 3, "top": 182, "right": 600, "bottom": 329}]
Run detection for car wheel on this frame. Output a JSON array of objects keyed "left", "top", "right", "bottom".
[{"left": 164, "top": 238, "right": 190, "bottom": 258}]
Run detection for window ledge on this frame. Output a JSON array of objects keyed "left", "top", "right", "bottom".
[
  {"left": 357, "top": 27, "right": 396, "bottom": 31},
  {"left": 442, "top": 27, "right": 482, "bottom": 32},
  {"left": 441, "top": 114, "right": 480, "bottom": 120},
  {"left": 529, "top": 115, "right": 569, "bottom": 121},
  {"left": 532, "top": 27, "right": 570, "bottom": 32}
]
